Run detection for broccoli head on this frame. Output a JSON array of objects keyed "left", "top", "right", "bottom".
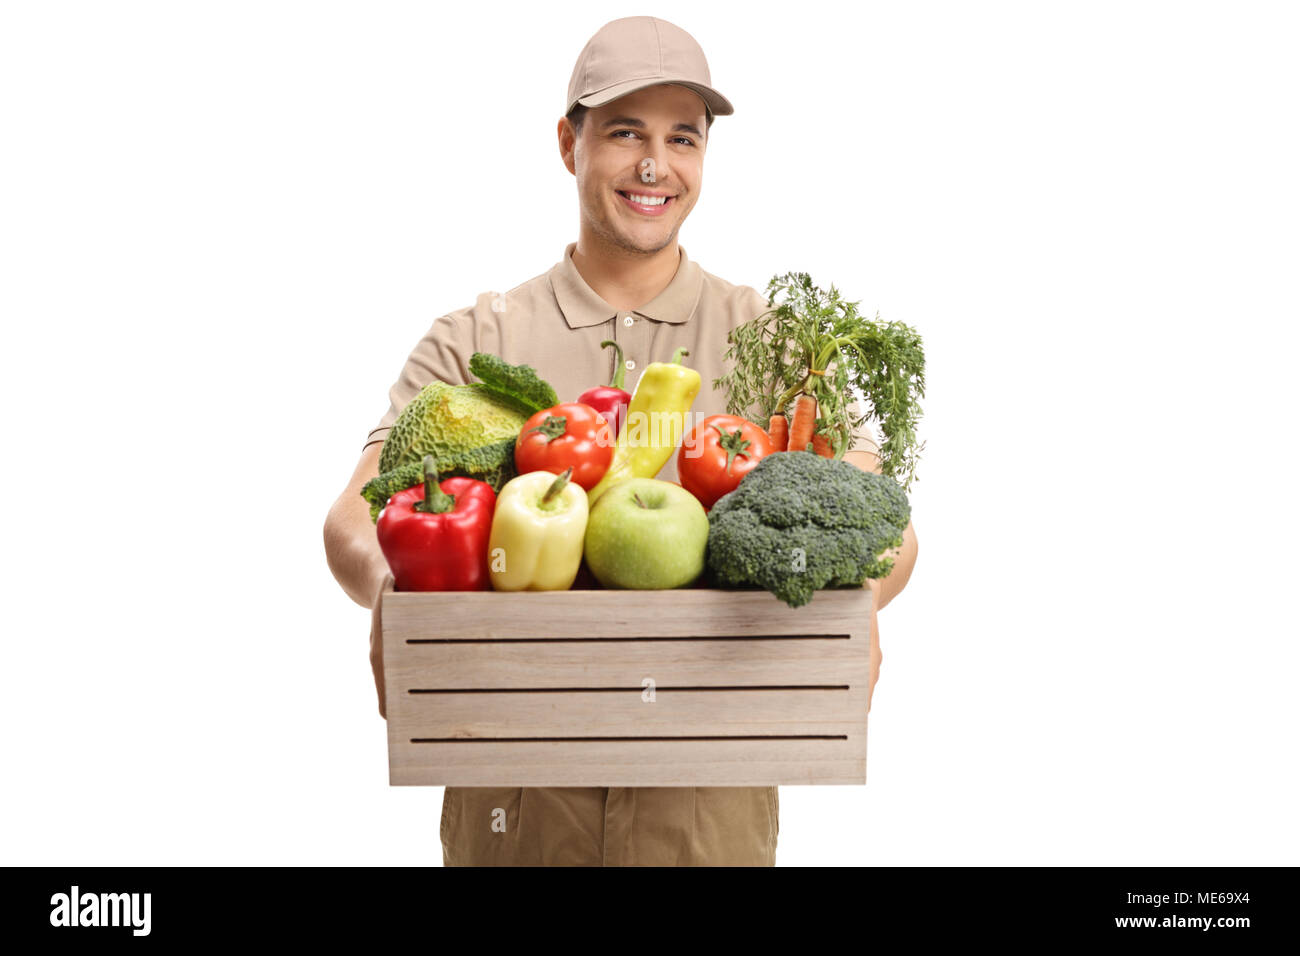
[{"left": 706, "top": 451, "right": 911, "bottom": 607}]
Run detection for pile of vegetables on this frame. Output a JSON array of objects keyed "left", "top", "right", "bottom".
[{"left": 365, "top": 275, "right": 924, "bottom": 607}]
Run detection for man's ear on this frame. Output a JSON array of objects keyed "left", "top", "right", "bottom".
[{"left": 557, "top": 117, "right": 577, "bottom": 175}]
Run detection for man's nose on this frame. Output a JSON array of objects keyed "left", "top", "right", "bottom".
[{"left": 639, "top": 141, "right": 671, "bottom": 184}]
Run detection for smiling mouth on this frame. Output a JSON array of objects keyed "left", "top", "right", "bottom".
[{"left": 616, "top": 190, "right": 676, "bottom": 215}]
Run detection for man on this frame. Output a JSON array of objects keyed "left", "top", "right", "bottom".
[{"left": 323, "top": 16, "right": 918, "bottom": 866}]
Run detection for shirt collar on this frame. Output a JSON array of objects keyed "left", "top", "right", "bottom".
[{"left": 550, "top": 241, "right": 704, "bottom": 329}]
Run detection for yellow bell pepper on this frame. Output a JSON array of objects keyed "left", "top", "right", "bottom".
[
  {"left": 587, "top": 347, "right": 701, "bottom": 506},
  {"left": 488, "top": 467, "right": 588, "bottom": 591}
]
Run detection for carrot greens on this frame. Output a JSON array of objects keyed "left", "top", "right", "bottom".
[{"left": 714, "top": 272, "right": 926, "bottom": 489}]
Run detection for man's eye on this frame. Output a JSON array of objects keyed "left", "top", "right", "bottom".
[{"left": 611, "top": 130, "right": 695, "bottom": 146}]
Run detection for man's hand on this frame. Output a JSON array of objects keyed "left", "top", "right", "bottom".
[
  {"left": 843, "top": 446, "right": 914, "bottom": 714},
  {"left": 369, "top": 572, "right": 395, "bottom": 720},
  {"left": 866, "top": 577, "right": 882, "bottom": 712},
  {"left": 324, "top": 442, "right": 396, "bottom": 719}
]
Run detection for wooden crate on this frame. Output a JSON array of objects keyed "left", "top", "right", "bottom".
[{"left": 382, "top": 585, "right": 873, "bottom": 787}]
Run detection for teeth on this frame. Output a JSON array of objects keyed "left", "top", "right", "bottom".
[{"left": 625, "top": 192, "right": 667, "bottom": 206}]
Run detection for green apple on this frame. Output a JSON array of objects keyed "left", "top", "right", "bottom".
[{"left": 583, "top": 478, "right": 709, "bottom": 589}]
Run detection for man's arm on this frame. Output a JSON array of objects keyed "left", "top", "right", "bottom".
[
  {"left": 844, "top": 445, "right": 918, "bottom": 714},
  {"left": 323, "top": 442, "right": 398, "bottom": 719},
  {"left": 843, "top": 447, "right": 918, "bottom": 610},
  {"left": 323, "top": 442, "right": 390, "bottom": 610}
]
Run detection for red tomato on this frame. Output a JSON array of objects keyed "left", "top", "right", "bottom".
[
  {"left": 515, "top": 402, "right": 614, "bottom": 490},
  {"left": 677, "top": 414, "right": 775, "bottom": 509}
]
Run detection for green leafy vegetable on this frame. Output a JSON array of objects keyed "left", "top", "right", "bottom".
[
  {"left": 469, "top": 352, "right": 558, "bottom": 415},
  {"left": 714, "top": 273, "right": 926, "bottom": 489},
  {"left": 363, "top": 437, "right": 519, "bottom": 522},
  {"left": 364, "top": 352, "right": 556, "bottom": 522}
]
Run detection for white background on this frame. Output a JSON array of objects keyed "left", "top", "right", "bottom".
[{"left": 2, "top": 0, "right": 1297, "bottom": 866}]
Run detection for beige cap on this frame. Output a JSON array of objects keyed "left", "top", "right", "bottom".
[{"left": 566, "top": 16, "right": 734, "bottom": 119}]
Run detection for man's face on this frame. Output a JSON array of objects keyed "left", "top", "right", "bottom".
[{"left": 560, "top": 84, "right": 707, "bottom": 256}]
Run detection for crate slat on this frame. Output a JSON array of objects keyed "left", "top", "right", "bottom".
[
  {"left": 386, "top": 637, "right": 865, "bottom": 689},
  {"left": 389, "top": 687, "right": 868, "bottom": 739},
  {"left": 384, "top": 588, "right": 866, "bottom": 640},
  {"left": 389, "top": 737, "right": 867, "bottom": 787}
]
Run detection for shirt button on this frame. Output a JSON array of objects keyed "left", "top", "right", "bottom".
[
  {"left": 623, "top": 314, "right": 635, "bottom": 326},
  {"left": 625, "top": 359, "right": 636, "bottom": 371}
]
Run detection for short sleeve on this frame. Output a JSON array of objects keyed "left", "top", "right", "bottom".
[{"left": 363, "top": 313, "right": 472, "bottom": 452}]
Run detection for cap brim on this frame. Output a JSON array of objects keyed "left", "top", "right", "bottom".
[{"left": 574, "top": 77, "right": 734, "bottom": 117}]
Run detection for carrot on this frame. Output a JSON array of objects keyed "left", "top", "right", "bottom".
[
  {"left": 768, "top": 413, "right": 789, "bottom": 452},
  {"left": 787, "top": 393, "right": 817, "bottom": 453},
  {"left": 810, "top": 433, "right": 834, "bottom": 458}
]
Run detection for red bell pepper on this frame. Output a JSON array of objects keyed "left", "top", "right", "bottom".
[
  {"left": 376, "top": 455, "right": 496, "bottom": 591},
  {"left": 576, "top": 339, "right": 632, "bottom": 437}
]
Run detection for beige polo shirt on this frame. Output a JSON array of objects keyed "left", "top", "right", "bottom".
[
  {"left": 364, "top": 241, "right": 880, "bottom": 485},
  {"left": 367, "top": 241, "right": 879, "bottom": 866}
]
